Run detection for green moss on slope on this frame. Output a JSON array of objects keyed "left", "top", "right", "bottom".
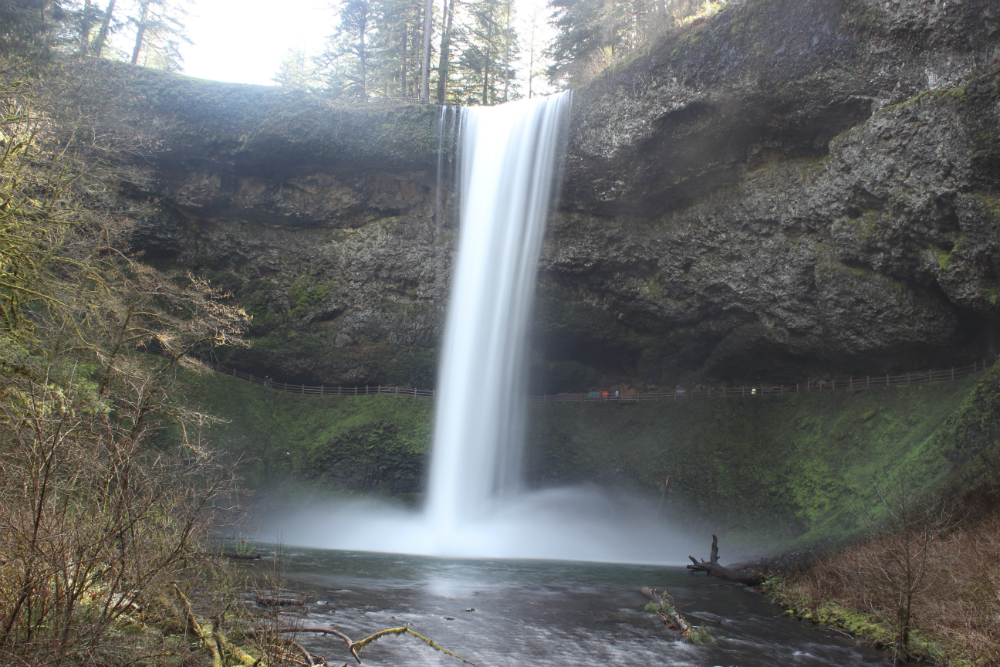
[
  {"left": 180, "top": 368, "right": 432, "bottom": 499},
  {"left": 181, "top": 362, "right": 1000, "bottom": 550},
  {"left": 525, "top": 370, "right": 997, "bottom": 550}
]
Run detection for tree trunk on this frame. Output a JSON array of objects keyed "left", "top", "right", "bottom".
[
  {"left": 686, "top": 535, "right": 765, "bottom": 585},
  {"left": 93, "top": 0, "right": 117, "bottom": 58},
  {"left": 80, "top": 0, "right": 93, "bottom": 56},
  {"left": 358, "top": 12, "right": 367, "bottom": 98},
  {"left": 130, "top": 1, "right": 149, "bottom": 65},
  {"left": 419, "top": 0, "right": 434, "bottom": 102},
  {"left": 435, "top": 0, "right": 455, "bottom": 104},
  {"left": 527, "top": 7, "right": 535, "bottom": 98},
  {"left": 482, "top": 3, "right": 493, "bottom": 106},
  {"left": 400, "top": 28, "right": 408, "bottom": 97},
  {"left": 502, "top": 0, "right": 511, "bottom": 102}
]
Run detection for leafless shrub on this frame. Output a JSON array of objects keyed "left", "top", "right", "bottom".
[{"left": 786, "top": 475, "right": 1000, "bottom": 665}]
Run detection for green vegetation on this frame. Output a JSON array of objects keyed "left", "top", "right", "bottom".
[
  {"left": 527, "top": 371, "right": 995, "bottom": 550},
  {"left": 0, "top": 67, "right": 263, "bottom": 665},
  {"left": 685, "top": 625, "right": 715, "bottom": 645},
  {"left": 180, "top": 367, "right": 433, "bottom": 498}
]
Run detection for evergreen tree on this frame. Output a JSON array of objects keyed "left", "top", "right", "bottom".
[
  {"left": 317, "top": 0, "right": 372, "bottom": 98},
  {"left": 451, "top": 0, "right": 517, "bottom": 105},
  {"left": 434, "top": 0, "right": 455, "bottom": 103},
  {"left": 274, "top": 48, "right": 321, "bottom": 90},
  {"left": 0, "top": 0, "right": 73, "bottom": 65},
  {"left": 129, "top": 0, "right": 190, "bottom": 71},
  {"left": 547, "top": 0, "right": 701, "bottom": 86},
  {"left": 368, "top": 0, "right": 423, "bottom": 98}
]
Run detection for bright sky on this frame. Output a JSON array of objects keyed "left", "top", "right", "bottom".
[
  {"left": 178, "top": 0, "right": 556, "bottom": 94},
  {"left": 181, "top": 0, "right": 334, "bottom": 86}
]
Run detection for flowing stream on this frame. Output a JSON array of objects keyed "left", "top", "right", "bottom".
[{"left": 268, "top": 547, "right": 891, "bottom": 667}]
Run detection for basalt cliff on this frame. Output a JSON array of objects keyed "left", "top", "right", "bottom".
[{"left": 64, "top": 0, "right": 1000, "bottom": 391}]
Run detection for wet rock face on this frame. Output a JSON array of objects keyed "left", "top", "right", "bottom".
[
  {"left": 111, "top": 0, "right": 1000, "bottom": 388},
  {"left": 535, "top": 0, "right": 1000, "bottom": 386}
]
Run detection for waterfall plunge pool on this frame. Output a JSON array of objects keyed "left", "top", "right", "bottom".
[{"left": 256, "top": 546, "right": 891, "bottom": 667}]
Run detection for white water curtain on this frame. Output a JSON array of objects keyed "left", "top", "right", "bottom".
[{"left": 426, "top": 92, "right": 572, "bottom": 536}]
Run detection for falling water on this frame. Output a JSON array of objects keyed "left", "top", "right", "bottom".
[{"left": 425, "top": 92, "right": 572, "bottom": 537}]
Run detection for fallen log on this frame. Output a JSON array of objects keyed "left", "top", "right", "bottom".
[
  {"left": 686, "top": 535, "right": 765, "bottom": 586},
  {"left": 640, "top": 587, "right": 691, "bottom": 634},
  {"left": 249, "top": 626, "right": 477, "bottom": 665},
  {"left": 196, "top": 551, "right": 264, "bottom": 561},
  {"left": 255, "top": 596, "right": 305, "bottom": 607}
]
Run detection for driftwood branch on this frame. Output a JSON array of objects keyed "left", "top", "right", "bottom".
[
  {"left": 248, "top": 626, "right": 476, "bottom": 666},
  {"left": 245, "top": 628, "right": 358, "bottom": 663},
  {"left": 686, "top": 535, "right": 764, "bottom": 585},
  {"left": 195, "top": 551, "right": 263, "bottom": 561},
  {"left": 640, "top": 587, "right": 691, "bottom": 634}
]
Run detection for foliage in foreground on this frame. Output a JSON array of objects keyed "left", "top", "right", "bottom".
[{"left": 0, "top": 62, "right": 257, "bottom": 664}]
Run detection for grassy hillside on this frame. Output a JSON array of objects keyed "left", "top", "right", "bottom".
[{"left": 181, "top": 363, "right": 1000, "bottom": 550}]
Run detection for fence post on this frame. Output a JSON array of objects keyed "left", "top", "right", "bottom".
[
  {"left": 867, "top": 376, "right": 870, "bottom": 388},
  {"left": 708, "top": 388, "right": 711, "bottom": 398},
  {"left": 250, "top": 374, "right": 253, "bottom": 383},
  {"left": 742, "top": 386, "right": 745, "bottom": 396},
  {"left": 233, "top": 367, "right": 236, "bottom": 377},
  {"left": 797, "top": 383, "right": 799, "bottom": 393},
  {"left": 354, "top": 386, "right": 357, "bottom": 395},
  {"left": 907, "top": 373, "right": 910, "bottom": 385},
  {"left": 414, "top": 387, "right": 417, "bottom": 397},
  {"left": 886, "top": 374, "right": 889, "bottom": 387},
  {"left": 951, "top": 367, "right": 955, "bottom": 380},
  {"left": 321, "top": 385, "right": 324, "bottom": 395},
  {"left": 301, "top": 384, "right": 304, "bottom": 394},
  {"left": 833, "top": 380, "right": 835, "bottom": 391},
  {"left": 849, "top": 377, "right": 852, "bottom": 389},
  {"left": 378, "top": 385, "right": 381, "bottom": 393},
  {"left": 781, "top": 385, "right": 784, "bottom": 394}
]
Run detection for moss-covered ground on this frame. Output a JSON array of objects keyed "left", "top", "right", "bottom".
[
  {"left": 182, "top": 363, "right": 1000, "bottom": 552},
  {"left": 528, "top": 369, "right": 1000, "bottom": 550},
  {"left": 179, "top": 368, "right": 432, "bottom": 500}
]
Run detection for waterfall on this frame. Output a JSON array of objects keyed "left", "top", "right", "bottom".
[
  {"left": 426, "top": 92, "right": 572, "bottom": 536},
  {"left": 263, "top": 91, "right": 695, "bottom": 564}
]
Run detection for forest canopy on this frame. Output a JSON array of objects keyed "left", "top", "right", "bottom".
[{"left": 0, "top": 0, "right": 720, "bottom": 105}]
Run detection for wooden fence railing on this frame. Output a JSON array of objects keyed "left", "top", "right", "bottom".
[
  {"left": 207, "top": 360, "right": 436, "bottom": 398},
  {"left": 198, "top": 358, "right": 993, "bottom": 404},
  {"left": 526, "top": 360, "right": 988, "bottom": 404}
]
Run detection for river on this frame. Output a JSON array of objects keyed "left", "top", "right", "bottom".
[{"left": 261, "top": 547, "right": 891, "bottom": 667}]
